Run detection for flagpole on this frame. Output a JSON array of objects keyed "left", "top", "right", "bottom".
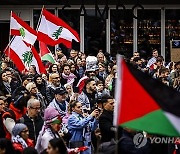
[
  {"left": 55, "top": 7, "right": 58, "bottom": 60},
  {"left": 2, "top": 35, "right": 16, "bottom": 60},
  {"left": 114, "top": 54, "right": 123, "bottom": 154},
  {"left": 36, "top": 5, "right": 44, "bottom": 31},
  {"left": 8, "top": 11, "right": 12, "bottom": 62}
]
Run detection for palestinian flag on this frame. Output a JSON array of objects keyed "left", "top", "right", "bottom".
[
  {"left": 10, "top": 11, "right": 37, "bottom": 45},
  {"left": 37, "top": 8, "right": 80, "bottom": 48},
  {"left": 4, "top": 36, "right": 46, "bottom": 74},
  {"left": 39, "top": 41, "right": 55, "bottom": 64},
  {"left": 114, "top": 55, "right": 180, "bottom": 137}
]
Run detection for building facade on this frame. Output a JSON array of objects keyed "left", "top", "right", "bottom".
[{"left": 1, "top": 4, "right": 180, "bottom": 61}]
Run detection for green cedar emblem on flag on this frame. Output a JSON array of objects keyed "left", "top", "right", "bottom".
[
  {"left": 19, "top": 27, "right": 25, "bottom": 38},
  {"left": 52, "top": 26, "right": 63, "bottom": 40},
  {"left": 22, "top": 51, "right": 33, "bottom": 67}
]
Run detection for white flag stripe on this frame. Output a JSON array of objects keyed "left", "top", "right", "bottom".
[
  {"left": 10, "top": 36, "right": 40, "bottom": 73},
  {"left": 10, "top": 16, "right": 37, "bottom": 45},
  {"left": 38, "top": 15, "right": 78, "bottom": 42},
  {"left": 164, "top": 111, "right": 180, "bottom": 134},
  {"left": 113, "top": 55, "right": 123, "bottom": 126}
]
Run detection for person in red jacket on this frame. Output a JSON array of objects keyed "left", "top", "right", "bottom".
[
  {"left": 12, "top": 123, "right": 34, "bottom": 153},
  {"left": 2, "top": 90, "right": 30, "bottom": 140}
]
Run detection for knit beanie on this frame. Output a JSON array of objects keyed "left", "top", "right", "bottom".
[
  {"left": 12, "top": 123, "right": 27, "bottom": 136},
  {"left": 44, "top": 107, "right": 61, "bottom": 124}
]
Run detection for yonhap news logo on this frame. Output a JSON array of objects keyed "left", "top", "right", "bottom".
[
  {"left": 133, "top": 133, "right": 180, "bottom": 148},
  {"left": 133, "top": 132, "right": 147, "bottom": 148}
]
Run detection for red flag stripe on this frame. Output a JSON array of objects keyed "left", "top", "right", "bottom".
[
  {"left": 11, "top": 12, "right": 37, "bottom": 36},
  {"left": 31, "top": 46, "right": 46, "bottom": 74},
  {"left": 10, "top": 29, "right": 20, "bottom": 35},
  {"left": 119, "top": 60, "right": 160, "bottom": 124},
  {"left": 42, "top": 8, "right": 80, "bottom": 42},
  {"left": 39, "top": 41, "right": 49, "bottom": 57},
  {"left": 4, "top": 48, "right": 26, "bottom": 72},
  {"left": 38, "top": 32, "right": 72, "bottom": 48}
]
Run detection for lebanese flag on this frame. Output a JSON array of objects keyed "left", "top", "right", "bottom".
[
  {"left": 10, "top": 12, "right": 37, "bottom": 45},
  {"left": 114, "top": 55, "right": 180, "bottom": 136},
  {"left": 37, "top": 8, "right": 80, "bottom": 48},
  {"left": 39, "top": 41, "right": 55, "bottom": 64},
  {"left": 4, "top": 36, "right": 46, "bottom": 74}
]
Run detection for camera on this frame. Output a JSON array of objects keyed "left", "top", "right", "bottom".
[
  {"left": 95, "top": 103, "right": 101, "bottom": 113},
  {"left": 82, "top": 108, "right": 91, "bottom": 114}
]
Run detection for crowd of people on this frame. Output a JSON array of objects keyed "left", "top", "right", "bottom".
[{"left": 0, "top": 47, "right": 179, "bottom": 154}]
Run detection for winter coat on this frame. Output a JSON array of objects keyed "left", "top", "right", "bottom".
[
  {"left": 48, "top": 98, "right": 68, "bottom": 117},
  {"left": 13, "top": 138, "right": 34, "bottom": 153},
  {"left": 18, "top": 114, "right": 44, "bottom": 142}
]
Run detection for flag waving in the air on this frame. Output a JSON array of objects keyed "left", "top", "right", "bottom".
[
  {"left": 10, "top": 11, "right": 37, "bottom": 45},
  {"left": 4, "top": 36, "right": 46, "bottom": 74},
  {"left": 114, "top": 55, "right": 180, "bottom": 137},
  {"left": 37, "top": 8, "right": 80, "bottom": 48},
  {"left": 39, "top": 41, "right": 55, "bottom": 64}
]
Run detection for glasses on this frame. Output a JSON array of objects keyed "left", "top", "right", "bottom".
[{"left": 21, "top": 129, "right": 29, "bottom": 133}]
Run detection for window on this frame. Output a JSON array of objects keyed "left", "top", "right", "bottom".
[
  {"left": 165, "top": 9, "right": 180, "bottom": 62},
  {"left": 110, "top": 9, "right": 133, "bottom": 58},
  {"left": 137, "top": 9, "right": 161, "bottom": 59},
  {"left": 84, "top": 9, "right": 106, "bottom": 56}
]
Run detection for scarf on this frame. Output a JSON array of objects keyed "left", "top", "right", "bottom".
[
  {"left": 62, "top": 73, "right": 76, "bottom": 85},
  {"left": 12, "top": 135, "right": 28, "bottom": 149},
  {"left": 35, "top": 125, "right": 60, "bottom": 153},
  {"left": 3, "top": 81, "right": 11, "bottom": 94}
]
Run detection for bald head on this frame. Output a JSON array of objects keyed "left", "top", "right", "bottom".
[{"left": 50, "top": 73, "right": 60, "bottom": 87}]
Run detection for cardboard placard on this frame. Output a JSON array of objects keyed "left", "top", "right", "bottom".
[{"left": 170, "top": 40, "right": 180, "bottom": 62}]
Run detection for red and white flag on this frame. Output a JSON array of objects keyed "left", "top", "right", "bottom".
[
  {"left": 4, "top": 36, "right": 46, "bottom": 74},
  {"left": 37, "top": 8, "right": 80, "bottom": 48},
  {"left": 10, "top": 12, "right": 37, "bottom": 45},
  {"left": 76, "top": 76, "right": 89, "bottom": 94}
]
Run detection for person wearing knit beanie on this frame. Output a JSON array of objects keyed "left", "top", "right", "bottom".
[
  {"left": 44, "top": 107, "right": 61, "bottom": 124},
  {"left": 12, "top": 123, "right": 27, "bottom": 137},
  {"left": 11, "top": 123, "right": 34, "bottom": 153}
]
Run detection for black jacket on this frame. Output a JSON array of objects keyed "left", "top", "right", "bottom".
[
  {"left": 0, "top": 113, "right": 6, "bottom": 138},
  {"left": 99, "top": 109, "right": 115, "bottom": 142},
  {"left": 18, "top": 114, "right": 43, "bottom": 142}
]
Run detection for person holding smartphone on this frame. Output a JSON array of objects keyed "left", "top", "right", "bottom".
[{"left": 68, "top": 100, "right": 100, "bottom": 154}]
